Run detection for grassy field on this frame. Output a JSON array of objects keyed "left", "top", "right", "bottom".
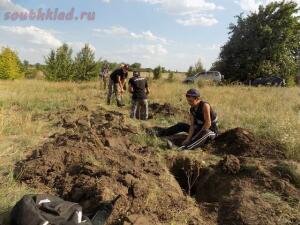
[{"left": 0, "top": 78, "right": 299, "bottom": 221}]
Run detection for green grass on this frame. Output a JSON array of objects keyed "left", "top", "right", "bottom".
[{"left": 272, "top": 162, "right": 300, "bottom": 188}]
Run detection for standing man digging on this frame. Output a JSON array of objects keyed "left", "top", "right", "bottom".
[
  {"left": 128, "top": 71, "right": 150, "bottom": 120},
  {"left": 107, "top": 64, "right": 129, "bottom": 107},
  {"left": 157, "top": 88, "right": 218, "bottom": 150}
]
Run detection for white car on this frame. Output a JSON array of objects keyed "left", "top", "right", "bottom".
[{"left": 183, "top": 71, "right": 224, "bottom": 83}]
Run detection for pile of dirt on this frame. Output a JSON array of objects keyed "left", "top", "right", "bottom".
[
  {"left": 169, "top": 154, "right": 300, "bottom": 225},
  {"left": 16, "top": 109, "right": 206, "bottom": 225},
  {"left": 214, "top": 128, "right": 286, "bottom": 159},
  {"left": 218, "top": 155, "right": 240, "bottom": 174},
  {"left": 148, "top": 102, "right": 189, "bottom": 119}
]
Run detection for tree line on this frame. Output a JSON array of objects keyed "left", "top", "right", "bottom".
[{"left": 0, "top": 44, "right": 178, "bottom": 81}]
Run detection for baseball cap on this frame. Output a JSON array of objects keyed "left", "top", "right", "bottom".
[
  {"left": 186, "top": 88, "right": 200, "bottom": 97},
  {"left": 133, "top": 71, "right": 140, "bottom": 77}
]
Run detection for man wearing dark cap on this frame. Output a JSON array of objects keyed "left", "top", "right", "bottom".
[
  {"left": 107, "top": 64, "right": 129, "bottom": 107},
  {"left": 158, "top": 88, "right": 218, "bottom": 150},
  {"left": 128, "top": 71, "right": 150, "bottom": 120}
]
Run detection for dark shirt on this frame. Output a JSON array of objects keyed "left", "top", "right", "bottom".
[
  {"left": 110, "top": 68, "right": 128, "bottom": 83},
  {"left": 190, "top": 101, "right": 217, "bottom": 128},
  {"left": 128, "top": 76, "right": 148, "bottom": 100}
]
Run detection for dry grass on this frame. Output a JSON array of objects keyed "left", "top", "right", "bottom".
[{"left": 0, "top": 78, "right": 299, "bottom": 222}]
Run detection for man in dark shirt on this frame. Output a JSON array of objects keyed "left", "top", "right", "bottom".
[
  {"left": 107, "top": 64, "right": 129, "bottom": 107},
  {"left": 157, "top": 88, "right": 218, "bottom": 150},
  {"left": 128, "top": 71, "right": 150, "bottom": 120}
]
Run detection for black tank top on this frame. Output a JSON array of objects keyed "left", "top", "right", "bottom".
[{"left": 190, "top": 101, "right": 217, "bottom": 127}]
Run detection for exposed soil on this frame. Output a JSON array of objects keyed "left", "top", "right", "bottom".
[
  {"left": 214, "top": 127, "right": 286, "bottom": 159},
  {"left": 15, "top": 104, "right": 300, "bottom": 225},
  {"left": 16, "top": 108, "right": 206, "bottom": 225},
  {"left": 170, "top": 154, "right": 300, "bottom": 225},
  {"left": 148, "top": 102, "right": 189, "bottom": 119}
]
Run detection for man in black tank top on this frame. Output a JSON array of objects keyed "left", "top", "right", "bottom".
[{"left": 158, "top": 88, "right": 218, "bottom": 150}]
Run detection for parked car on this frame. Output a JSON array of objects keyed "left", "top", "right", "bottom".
[
  {"left": 252, "top": 76, "right": 286, "bottom": 86},
  {"left": 183, "top": 71, "right": 224, "bottom": 83}
]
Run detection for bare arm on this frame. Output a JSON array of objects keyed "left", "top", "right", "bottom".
[
  {"left": 182, "top": 114, "right": 194, "bottom": 145},
  {"left": 203, "top": 103, "right": 212, "bottom": 130},
  {"left": 128, "top": 83, "right": 134, "bottom": 93},
  {"left": 117, "top": 76, "right": 123, "bottom": 90},
  {"left": 122, "top": 79, "right": 127, "bottom": 89},
  {"left": 187, "top": 114, "right": 195, "bottom": 140}
]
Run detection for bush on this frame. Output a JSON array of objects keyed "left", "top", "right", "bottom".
[
  {"left": 168, "top": 72, "right": 174, "bottom": 82},
  {"left": 0, "top": 47, "right": 24, "bottom": 80},
  {"left": 186, "top": 59, "right": 204, "bottom": 77},
  {"left": 153, "top": 66, "right": 162, "bottom": 80}
]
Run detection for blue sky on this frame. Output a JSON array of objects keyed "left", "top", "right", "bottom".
[{"left": 0, "top": 0, "right": 299, "bottom": 71}]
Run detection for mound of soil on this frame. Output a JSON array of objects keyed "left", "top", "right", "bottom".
[
  {"left": 17, "top": 110, "right": 206, "bottom": 225},
  {"left": 169, "top": 154, "right": 300, "bottom": 225},
  {"left": 214, "top": 128, "right": 286, "bottom": 159},
  {"left": 218, "top": 155, "right": 240, "bottom": 175},
  {"left": 148, "top": 103, "right": 189, "bottom": 119}
]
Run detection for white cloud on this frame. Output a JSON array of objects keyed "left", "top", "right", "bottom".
[
  {"left": 139, "top": 0, "right": 223, "bottom": 26},
  {"left": 197, "top": 43, "right": 222, "bottom": 50},
  {"left": 0, "top": 25, "right": 62, "bottom": 48},
  {"left": 0, "top": 25, "right": 63, "bottom": 63},
  {"left": 67, "top": 42, "right": 96, "bottom": 53},
  {"left": 130, "top": 30, "right": 168, "bottom": 43},
  {"left": 236, "top": 0, "right": 261, "bottom": 11},
  {"left": 93, "top": 26, "right": 168, "bottom": 43},
  {"left": 97, "top": 43, "right": 171, "bottom": 70},
  {"left": 236, "top": 0, "right": 300, "bottom": 12},
  {"left": 102, "top": 0, "right": 222, "bottom": 26},
  {"left": 125, "top": 44, "right": 168, "bottom": 55},
  {"left": 140, "top": 0, "right": 223, "bottom": 15},
  {"left": 176, "top": 15, "right": 218, "bottom": 26},
  {"left": 0, "top": 0, "right": 28, "bottom": 12},
  {"left": 93, "top": 26, "right": 129, "bottom": 35}
]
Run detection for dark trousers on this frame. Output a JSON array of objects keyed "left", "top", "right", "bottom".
[{"left": 159, "top": 122, "right": 217, "bottom": 150}]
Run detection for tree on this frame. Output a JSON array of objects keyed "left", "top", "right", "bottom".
[
  {"left": 216, "top": 1, "right": 300, "bottom": 84},
  {"left": 153, "top": 65, "right": 162, "bottom": 80},
  {"left": 45, "top": 43, "right": 74, "bottom": 81},
  {"left": 73, "top": 44, "right": 98, "bottom": 81},
  {"left": 23, "top": 60, "right": 29, "bottom": 69},
  {"left": 130, "top": 63, "right": 141, "bottom": 70},
  {"left": 186, "top": 59, "right": 204, "bottom": 77},
  {"left": 0, "top": 47, "right": 24, "bottom": 80},
  {"left": 168, "top": 72, "right": 174, "bottom": 82}
]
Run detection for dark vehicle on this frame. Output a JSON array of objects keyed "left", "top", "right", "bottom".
[{"left": 252, "top": 76, "right": 286, "bottom": 87}]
